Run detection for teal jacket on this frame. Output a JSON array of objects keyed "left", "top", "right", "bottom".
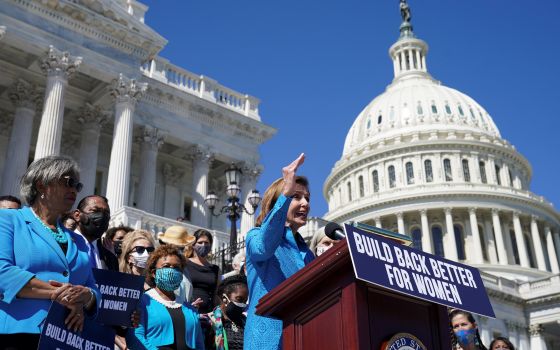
[
  {"left": 0, "top": 206, "right": 101, "bottom": 334},
  {"left": 244, "top": 194, "right": 315, "bottom": 350},
  {"left": 128, "top": 289, "right": 205, "bottom": 349}
]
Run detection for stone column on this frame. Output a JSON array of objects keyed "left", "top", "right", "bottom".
[
  {"left": 484, "top": 215, "right": 498, "bottom": 264},
  {"left": 76, "top": 103, "right": 108, "bottom": 199},
  {"left": 544, "top": 226, "right": 560, "bottom": 273},
  {"left": 189, "top": 146, "right": 214, "bottom": 227},
  {"left": 105, "top": 74, "right": 147, "bottom": 211},
  {"left": 469, "top": 208, "right": 484, "bottom": 264},
  {"left": 506, "top": 321, "right": 519, "bottom": 350},
  {"left": 513, "top": 212, "right": 530, "bottom": 268},
  {"left": 396, "top": 212, "right": 405, "bottom": 235},
  {"left": 529, "top": 324, "right": 547, "bottom": 350},
  {"left": 553, "top": 232, "right": 560, "bottom": 268},
  {"left": 374, "top": 217, "right": 382, "bottom": 228},
  {"left": 530, "top": 216, "right": 547, "bottom": 271},
  {"left": 444, "top": 208, "right": 458, "bottom": 260},
  {"left": 34, "top": 46, "right": 82, "bottom": 160},
  {"left": 479, "top": 318, "right": 491, "bottom": 346},
  {"left": 136, "top": 126, "right": 165, "bottom": 213},
  {"left": 420, "top": 209, "right": 432, "bottom": 254},
  {"left": 492, "top": 209, "right": 509, "bottom": 265},
  {"left": 163, "top": 163, "right": 184, "bottom": 219},
  {"left": 239, "top": 163, "right": 262, "bottom": 238},
  {"left": 1, "top": 80, "right": 41, "bottom": 196}
]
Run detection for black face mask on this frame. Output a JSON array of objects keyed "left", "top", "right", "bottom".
[
  {"left": 80, "top": 211, "right": 110, "bottom": 238},
  {"left": 224, "top": 297, "right": 247, "bottom": 326},
  {"left": 113, "top": 240, "right": 123, "bottom": 257}
]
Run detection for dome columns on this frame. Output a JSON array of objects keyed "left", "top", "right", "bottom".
[
  {"left": 544, "top": 226, "right": 560, "bottom": 273},
  {"left": 530, "top": 215, "right": 547, "bottom": 271},
  {"left": 492, "top": 209, "right": 509, "bottom": 265},
  {"left": 444, "top": 208, "right": 459, "bottom": 261},
  {"left": 513, "top": 212, "right": 531, "bottom": 268}
]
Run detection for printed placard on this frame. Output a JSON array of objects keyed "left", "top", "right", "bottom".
[
  {"left": 345, "top": 224, "right": 495, "bottom": 318},
  {"left": 38, "top": 302, "right": 115, "bottom": 350},
  {"left": 92, "top": 268, "right": 145, "bottom": 327}
]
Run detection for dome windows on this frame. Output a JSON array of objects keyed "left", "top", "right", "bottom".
[
  {"left": 458, "top": 105, "right": 465, "bottom": 117},
  {"left": 406, "top": 162, "right": 415, "bottom": 185},
  {"left": 388, "top": 165, "right": 396, "bottom": 188},
  {"left": 358, "top": 176, "right": 365, "bottom": 197},
  {"left": 432, "top": 226, "right": 445, "bottom": 257},
  {"left": 378, "top": 114, "right": 383, "bottom": 124},
  {"left": 431, "top": 102, "right": 438, "bottom": 114},
  {"left": 443, "top": 158, "right": 453, "bottom": 181},
  {"left": 367, "top": 119, "right": 371, "bottom": 129},
  {"left": 445, "top": 103, "right": 452, "bottom": 115},
  {"left": 479, "top": 161, "right": 487, "bottom": 184},
  {"left": 372, "top": 170, "right": 379, "bottom": 192},
  {"left": 417, "top": 102, "right": 424, "bottom": 115},
  {"left": 424, "top": 159, "right": 433, "bottom": 182},
  {"left": 347, "top": 181, "right": 352, "bottom": 201},
  {"left": 462, "top": 159, "right": 471, "bottom": 182},
  {"left": 495, "top": 164, "right": 502, "bottom": 185},
  {"left": 411, "top": 228, "right": 422, "bottom": 250}
]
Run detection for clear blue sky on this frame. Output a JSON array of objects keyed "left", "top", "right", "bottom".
[{"left": 142, "top": 0, "right": 560, "bottom": 218}]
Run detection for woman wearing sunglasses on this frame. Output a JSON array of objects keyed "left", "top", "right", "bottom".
[
  {"left": 0, "top": 156, "right": 100, "bottom": 349},
  {"left": 118, "top": 229, "right": 156, "bottom": 290}
]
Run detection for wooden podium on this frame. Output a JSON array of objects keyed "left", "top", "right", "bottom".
[{"left": 256, "top": 240, "right": 452, "bottom": 349}]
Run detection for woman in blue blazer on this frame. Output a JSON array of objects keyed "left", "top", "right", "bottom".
[
  {"left": 0, "top": 156, "right": 100, "bottom": 349},
  {"left": 128, "top": 244, "right": 205, "bottom": 349},
  {"left": 245, "top": 153, "right": 315, "bottom": 350}
]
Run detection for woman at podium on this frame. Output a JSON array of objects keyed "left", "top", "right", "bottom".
[{"left": 244, "top": 153, "right": 315, "bottom": 350}]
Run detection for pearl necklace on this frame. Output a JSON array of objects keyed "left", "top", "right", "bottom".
[
  {"left": 31, "top": 208, "right": 68, "bottom": 244},
  {"left": 146, "top": 289, "right": 182, "bottom": 309}
]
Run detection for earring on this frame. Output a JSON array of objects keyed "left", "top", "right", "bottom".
[{"left": 40, "top": 193, "right": 45, "bottom": 199}]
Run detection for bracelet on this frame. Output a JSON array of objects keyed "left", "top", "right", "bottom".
[{"left": 83, "top": 288, "right": 95, "bottom": 310}]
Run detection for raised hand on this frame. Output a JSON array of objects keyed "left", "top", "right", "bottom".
[{"left": 282, "top": 153, "right": 305, "bottom": 197}]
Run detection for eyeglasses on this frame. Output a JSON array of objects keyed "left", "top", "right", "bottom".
[
  {"left": 62, "top": 176, "right": 83, "bottom": 193},
  {"left": 132, "top": 246, "right": 155, "bottom": 254}
]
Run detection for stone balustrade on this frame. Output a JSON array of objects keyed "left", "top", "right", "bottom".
[
  {"left": 141, "top": 57, "right": 260, "bottom": 119},
  {"left": 110, "top": 205, "right": 229, "bottom": 252}
]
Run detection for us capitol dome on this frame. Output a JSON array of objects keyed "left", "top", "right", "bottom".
[{"left": 319, "top": 4, "right": 560, "bottom": 349}]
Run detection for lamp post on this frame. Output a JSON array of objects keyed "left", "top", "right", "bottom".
[{"left": 205, "top": 163, "right": 261, "bottom": 260}]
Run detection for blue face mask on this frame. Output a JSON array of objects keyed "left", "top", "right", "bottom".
[
  {"left": 155, "top": 267, "right": 183, "bottom": 291},
  {"left": 455, "top": 328, "right": 477, "bottom": 347}
]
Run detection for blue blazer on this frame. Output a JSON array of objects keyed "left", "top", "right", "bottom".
[
  {"left": 127, "top": 290, "right": 205, "bottom": 350},
  {"left": 0, "top": 206, "right": 101, "bottom": 334},
  {"left": 244, "top": 194, "right": 315, "bottom": 350}
]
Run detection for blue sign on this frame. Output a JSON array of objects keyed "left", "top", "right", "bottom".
[
  {"left": 92, "top": 268, "right": 145, "bottom": 327},
  {"left": 345, "top": 224, "right": 495, "bottom": 318},
  {"left": 38, "top": 302, "right": 115, "bottom": 350}
]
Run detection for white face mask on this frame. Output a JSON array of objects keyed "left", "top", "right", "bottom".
[
  {"left": 316, "top": 245, "right": 331, "bottom": 256},
  {"left": 130, "top": 251, "right": 149, "bottom": 268}
]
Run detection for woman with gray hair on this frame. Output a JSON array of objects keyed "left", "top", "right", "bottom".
[{"left": 0, "top": 156, "right": 101, "bottom": 349}]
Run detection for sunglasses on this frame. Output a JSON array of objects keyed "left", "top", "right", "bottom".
[
  {"left": 62, "top": 176, "right": 83, "bottom": 192},
  {"left": 132, "top": 246, "right": 155, "bottom": 254}
]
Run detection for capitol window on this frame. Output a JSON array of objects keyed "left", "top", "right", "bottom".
[
  {"left": 462, "top": 159, "right": 471, "bottom": 182},
  {"left": 478, "top": 225, "right": 489, "bottom": 261},
  {"left": 443, "top": 158, "right": 453, "bottom": 181},
  {"left": 411, "top": 228, "right": 422, "bottom": 250},
  {"left": 388, "top": 165, "right": 396, "bottom": 188},
  {"left": 431, "top": 102, "right": 438, "bottom": 114},
  {"left": 432, "top": 226, "right": 445, "bottom": 257},
  {"left": 454, "top": 225, "right": 466, "bottom": 260},
  {"left": 367, "top": 119, "right": 371, "bottom": 129},
  {"left": 445, "top": 103, "right": 451, "bottom": 115},
  {"left": 405, "top": 162, "right": 414, "bottom": 184},
  {"left": 479, "top": 161, "right": 487, "bottom": 183},
  {"left": 495, "top": 164, "right": 502, "bottom": 185},
  {"left": 424, "top": 159, "right": 433, "bottom": 182},
  {"left": 372, "top": 170, "right": 379, "bottom": 192},
  {"left": 458, "top": 105, "right": 464, "bottom": 117},
  {"left": 510, "top": 230, "right": 520, "bottom": 265},
  {"left": 508, "top": 169, "right": 514, "bottom": 187},
  {"left": 347, "top": 181, "right": 352, "bottom": 202},
  {"left": 417, "top": 102, "right": 423, "bottom": 115},
  {"left": 378, "top": 114, "right": 383, "bottom": 124},
  {"left": 358, "top": 176, "right": 365, "bottom": 197}
]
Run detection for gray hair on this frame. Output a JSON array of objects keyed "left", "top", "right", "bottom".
[{"left": 20, "top": 156, "right": 80, "bottom": 205}]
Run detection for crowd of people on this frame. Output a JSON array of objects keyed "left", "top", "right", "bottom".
[{"left": 0, "top": 154, "right": 518, "bottom": 350}]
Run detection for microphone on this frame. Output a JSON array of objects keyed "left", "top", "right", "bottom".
[{"left": 325, "top": 222, "right": 346, "bottom": 241}]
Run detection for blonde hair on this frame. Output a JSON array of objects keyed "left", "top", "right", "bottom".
[
  {"left": 118, "top": 229, "right": 157, "bottom": 274},
  {"left": 255, "top": 176, "right": 308, "bottom": 227}
]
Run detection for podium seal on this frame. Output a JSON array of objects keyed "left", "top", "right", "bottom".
[{"left": 381, "top": 332, "right": 427, "bottom": 350}]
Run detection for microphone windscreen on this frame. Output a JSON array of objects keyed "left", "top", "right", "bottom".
[{"left": 325, "top": 222, "right": 344, "bottom": 240}]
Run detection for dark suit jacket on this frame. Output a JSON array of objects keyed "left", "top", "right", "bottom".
[{"left": 95, "top": 239, "right": 119, "bottom": 271}]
